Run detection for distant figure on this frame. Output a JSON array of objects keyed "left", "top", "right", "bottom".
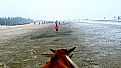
[
  {"left": 55, "top": 20, "right": 58, "bottom": 24},
  {"left": 118, "top": 16, "right": 120, "bottom": 20},
  {"left": 54, "top": 23, "right": 59, "bottom": 33},
  {"left": 39, "top": 22, "right": 40, "bottom": 25},
  {"left": 44, "top": 21, "right": 45, "bottom": 24},
  {"left": 104, "top": 17, "right": 106, "bottom": 19},
  {"left": 59, "top": 22, "right": 60, "bottom": 25},
  {"left": 63, "top": 21, "right": 64, "bottom": 23},
  {"left": 34, "top": 22, "right": 35, "bottom": 25}
]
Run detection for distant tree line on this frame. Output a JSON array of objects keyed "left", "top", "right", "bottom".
[{"left": 0, "top": 17, "right": 34, "bottom": 26}]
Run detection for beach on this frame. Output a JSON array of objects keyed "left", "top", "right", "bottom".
[{"left": 0, "top": 21, "right": 121, "bottom": 68}]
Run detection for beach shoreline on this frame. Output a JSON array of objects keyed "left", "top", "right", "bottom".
[
  {"left": 0, "top": 23, "right": 52, "bottom": 42},
  {"left": 0, "top": 21, "right": 121, "bottom": 68}
]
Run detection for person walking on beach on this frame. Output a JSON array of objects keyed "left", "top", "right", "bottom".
[
  {"left": 55, "top": 20, "right": 58, "bottom": 24},
  {"left": 59, "top": 22, "right": 60, "bottom": 25},
  {"left": 54, "top": 23, "right": 59, "bottom": 33}
]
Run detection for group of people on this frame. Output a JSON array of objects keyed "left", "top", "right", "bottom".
[
  {"left": 34, "top": 20, "right": 63, "bottom": 33},
  {"left": 34, "top": 21, "right": 47, "bottom": 25}
]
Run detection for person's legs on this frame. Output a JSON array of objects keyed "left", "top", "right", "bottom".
[{"left": 56, "top": 29, "right": 58, "bottom": 33}]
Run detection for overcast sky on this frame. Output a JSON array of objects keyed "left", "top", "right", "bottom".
[{"left": 0, "top": 0, "right": 121, "bottom": 20}]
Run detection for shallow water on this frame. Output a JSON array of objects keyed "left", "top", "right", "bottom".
[
  {"left": 70, "top": 21, "right": 121, "bottom": 68},
  {"left": 73, "top": 21, "right": 121, "bottom": 46}
]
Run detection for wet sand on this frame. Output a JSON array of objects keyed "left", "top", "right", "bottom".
[{"left": 0, "top": 22, "right": 121, "bottom": 68}]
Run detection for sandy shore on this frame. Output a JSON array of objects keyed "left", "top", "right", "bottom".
[
  {"left": 0, "top": 23, "right": 54, "bottom": 68},
  {"left": 0, "top": 22, "right": 121, "bottom": 68},
  {"left": 0, "top": 22, "right": 76, "bottom": 68},
  {"left": 0, "top": 23, "right": 50, "bottom": 40}
]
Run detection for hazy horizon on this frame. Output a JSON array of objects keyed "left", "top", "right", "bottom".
[{"left": 0, "top": 0, "right": 121, "bottom": 20}]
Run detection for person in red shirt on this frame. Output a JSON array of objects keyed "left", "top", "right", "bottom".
[{"left": 54, "top": 23, "right": 59, "bottom": 33}]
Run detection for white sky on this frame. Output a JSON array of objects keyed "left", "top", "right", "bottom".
[{"left": 0, "top": 0, "right": 121, "bottom": 20}]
